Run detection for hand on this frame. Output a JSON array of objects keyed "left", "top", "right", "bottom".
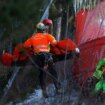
[{"left": 75, "top": 52, "right": 80, "bottom": 58}]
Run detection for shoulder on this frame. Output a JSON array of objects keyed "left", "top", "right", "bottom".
[{"left": 46, "top": 33, "right": 54, "bottom": 38}]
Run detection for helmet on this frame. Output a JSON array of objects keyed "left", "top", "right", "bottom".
[
  {"left": 43, "top": 19, "right": 53, "bottom": 26},
  {"left": 36, "top": 23, "right": 46, "bottom": 30},
  {"left": 100, "top": 65, "right": 105, "bottom": 71}
]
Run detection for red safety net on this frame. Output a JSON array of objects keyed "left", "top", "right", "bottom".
[
  {"left": 75, "top": 9, "right": 87, "bottom": 44},
  {"left": 74, "top": 1, "right": 105, "bottom": 84}
]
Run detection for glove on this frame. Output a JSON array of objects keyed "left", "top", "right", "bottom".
[
  {"left": 74, "top": 48, "right": 80, "bottom": 58},
  {"left": 75, "top": 52, "right": 80, "bottom": 58}
]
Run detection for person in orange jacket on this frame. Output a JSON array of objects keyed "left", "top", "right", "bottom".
[{"left": 23, "top": 22, "right": 61, "bottom": 97}]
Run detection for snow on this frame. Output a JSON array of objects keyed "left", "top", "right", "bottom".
[{"left": 7, "top": 84, "right": 81, "bottom": 105}]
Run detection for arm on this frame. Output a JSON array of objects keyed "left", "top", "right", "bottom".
[
  {"left": 13, "top": 38, "right": 32, "bottom": 61},
  {"left": 23, "top": 38, "right": 32, "bottom": 48},
  {"left": 92, "top": 70, "right": 103, "bottom": 79},
  {"left": 47, "top": 34, "right": 57, "bottom": 46},
  {"left": 96, "top": 58, "right": 105, "bottom": 71}
]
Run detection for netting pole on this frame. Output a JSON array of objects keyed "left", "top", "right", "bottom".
[
  {"left": 55, "top": 3, "right": 62, "bottom": 41},
  {"left": 73, "top": 0, "right": 77, "bottom": 15},
  {"left": 0, "top": 0, "right": 54, "bottom": 103}
]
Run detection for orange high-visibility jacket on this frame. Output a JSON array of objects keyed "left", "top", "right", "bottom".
[{"left": 23, "top": 33, "right": 57, "bottom": 53}]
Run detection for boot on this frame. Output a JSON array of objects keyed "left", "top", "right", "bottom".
[{"left": 43, "top": 90, "right": 48, "bottom": 98}]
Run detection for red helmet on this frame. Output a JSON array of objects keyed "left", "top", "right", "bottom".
[{"left": 43, "top": 19, "right": 53, "bottom": 26}]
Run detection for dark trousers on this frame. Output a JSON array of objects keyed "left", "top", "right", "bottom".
[
  {"left": 12, "top": 52, "right": 60, "bottom": 92},
  {"left": 33, "top": 53, "right": 60, "bottom": 91}
]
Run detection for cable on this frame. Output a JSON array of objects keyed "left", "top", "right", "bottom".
[{"left": 0, "top": 67, "right": 20, "bottom": 104}]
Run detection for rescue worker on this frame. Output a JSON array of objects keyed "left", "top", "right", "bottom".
[
  {"left": 92, "top": 65, "right": 105, "bottom": 96},
  {"left": 90, "top": 58, "right": 105, "bottom": 96},
  {"left": 91, "top": 58, "right": 105, "bottom": 83},
  {"left": 91, "top": 58, "right": 105, "bottom": 86},
  {"left": 23, "top": 22, "right": 60, "bottom": 97},
  {"left": 95, "top": 58, "right": 105, "bottom": 71}
]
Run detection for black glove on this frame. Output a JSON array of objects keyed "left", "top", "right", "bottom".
[{"left": 75, "top": 52, "right": 80, "bottom": 58}]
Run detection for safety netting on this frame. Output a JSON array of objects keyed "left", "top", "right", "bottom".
[{"left": 74, "top": 0, "right": 105, "bottom": 84}]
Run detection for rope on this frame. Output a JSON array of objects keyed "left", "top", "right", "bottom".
[
  {"left": 0, "top": 67, "right": 20, "bottom": 103},
  {"left": 61, "top": 3, "right": 74, "bottom": 104}
]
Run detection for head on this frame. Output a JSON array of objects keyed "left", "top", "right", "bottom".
[
  {"left": 100, "top": 65, "right": 105, "bottom": 71},
  {"left": 43, "top": 19, "right": 53, "bottom": 33},
  {"left": 36, "top": 22, "right": 46, "bottom": 33}
]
